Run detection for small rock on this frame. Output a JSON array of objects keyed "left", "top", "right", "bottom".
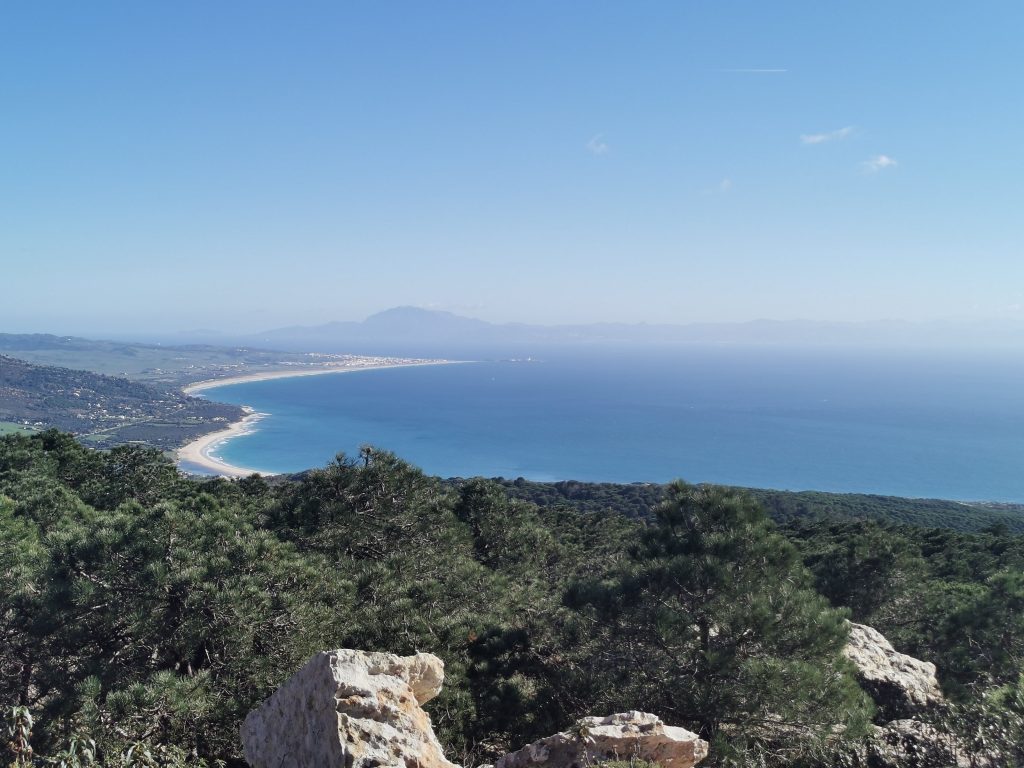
[{"left": 495, "top": 711, "right": 708, "bottom": 768}]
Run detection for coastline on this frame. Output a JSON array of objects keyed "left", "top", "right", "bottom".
[
  {"left": 176, "top": 359, "right": 461, "bottom": 478},
  {"left": 182, "top": 359, "right": 458, "bottom": 394},
  {"left": 176, "top": 407, "right": 276, "bottom": 478}
]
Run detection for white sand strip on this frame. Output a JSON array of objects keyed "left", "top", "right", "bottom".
[
  {"left": 181, "top": 359, "right": 460, "bottom": 394},
  {"left": 176, "top": 408, "right": 275, "bottom": 478}
]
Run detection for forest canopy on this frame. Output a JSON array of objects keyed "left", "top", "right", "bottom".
[{"left": 1, "top": 431, "right": 1022, "bottom": 767}]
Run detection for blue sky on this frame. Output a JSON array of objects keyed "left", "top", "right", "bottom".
[{"left": 2, "top": 2, "right": 1022, "bottom": 333}]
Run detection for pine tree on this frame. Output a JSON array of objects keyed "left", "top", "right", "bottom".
[{"left": 566, "top": 481, "right": 872, "bottom": 764}]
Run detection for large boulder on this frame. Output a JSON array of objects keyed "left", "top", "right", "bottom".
[
  {"left": 241, "top": 649, "right": 456, "bottom": 768},
  {"left": 844, "top": 623, "right": 945, "bottom": 722},
  {"left": 836, "top": 626, "right": 996, "bottom": 767},
  {"left": 495, "top": 711, "right": 708, "bottom": 768}
]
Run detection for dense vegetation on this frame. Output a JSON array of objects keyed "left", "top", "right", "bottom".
[
  {"left": 2, "top": 432, "right": 1022, "bottom": 766},
  {"left": 494, "top": 477, "right": 1024, "bottom": 533},
  {"left": 0, "top": 356, "right": 243, "bottom": 449}
]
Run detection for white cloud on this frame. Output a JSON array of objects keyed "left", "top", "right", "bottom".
[
  {"left": 862, "top": 154, "right": 898, "bottom": 173},
  {"left": 719, "top": 177, "right": 733, "bottom": 192},
  {"left": 800, "top": 126, "right": 855, "bottom": 145},
  {"left": 586, "top": 134, "right": 609, "bottom": 155}
]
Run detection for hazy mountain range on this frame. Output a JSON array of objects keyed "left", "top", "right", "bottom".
[
  {"left": 8, "top": 308, "right": 1024, "bottom": 356},
  {"left": 244, "top": 306, "right": 1024, "bottom": 352}
]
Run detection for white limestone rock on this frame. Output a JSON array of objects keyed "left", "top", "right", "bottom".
[
  {"left": 241, "top": 649, "right": 456, "bottom": 768},
  {"left": 495, "top": 711, "right": 708, "bottom": 768},
  {"left": 843, "top": 623, "right": 945, "bottom": 721}
]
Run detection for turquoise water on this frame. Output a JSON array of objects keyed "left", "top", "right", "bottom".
[{"left": 185, "top": 346, "right": 1024, "bottom": 501}]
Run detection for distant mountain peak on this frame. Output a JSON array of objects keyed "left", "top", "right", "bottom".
[
  {"left": 365, "top": 306, "right": 460, "bottom": 324},
  {"left": 361, "top": 306, "right": 493, "bottom": 332},
  {"left": 366, "top": 306, "right": 455, "bottom": 320}
]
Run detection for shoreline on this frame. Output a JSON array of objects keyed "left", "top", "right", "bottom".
[
  {"left": 176, "top": 359, "right": 462, "bottom": 478},
  {"left": 181, "top": 359, "right": 459, "bottom": 395},
  {"left": 176, "top": 407, "right": 276, "bottom": 478}
]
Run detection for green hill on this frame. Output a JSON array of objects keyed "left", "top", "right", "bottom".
[
  {"left": 0, "top": 354, "right": 243, "bottom": 449},
  {"left": 0, "top": 332, "right": 358, "bottom": 387}
]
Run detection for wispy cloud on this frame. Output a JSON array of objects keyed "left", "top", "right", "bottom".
[
  {"left": 862, "top": 154, "right": 898, "bottom": 173},
  {"left": 702, "top": 177, "right": 734, "bottom": 196},
  {"left": 800, "top": 126, "right": 855, "bottom": 145},
  {"left": 718, "top": 68, "right": 788, "bottom": 73},
  {"left": 586, "top": 134, "right": 609, "bottom": 155}
]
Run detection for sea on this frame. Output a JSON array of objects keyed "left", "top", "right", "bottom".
[{"left": 183, "top": 345, "right": 1024, "bottom": 502}]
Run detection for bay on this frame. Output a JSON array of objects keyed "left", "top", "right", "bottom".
[{"left": 194, "top": 345, "right": 1024, "bottom": 501}]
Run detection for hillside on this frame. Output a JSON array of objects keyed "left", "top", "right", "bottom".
[
  {"left": 0, "top": 354, "right": 244, "bottom": 449},
  {"left": 1, "top": 432, "right": 1021, "bottom": 767},
  {"left": 0, "top": 332, "right": 367, "bottom": 387}
]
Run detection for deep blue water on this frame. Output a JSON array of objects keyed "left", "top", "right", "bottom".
[{"left": 187, "top": 346, "right": 1024, "bottom": 501}]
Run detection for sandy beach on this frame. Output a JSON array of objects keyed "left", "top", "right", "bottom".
[
  {"left": 176, "top": 408, "right": 276, "bottom": 478},
  {"left": 176, "top": 359, "right": 460, "bottom": 477},
  {"left": 182, "top": 360, "right": 455, "bottom": 395}
]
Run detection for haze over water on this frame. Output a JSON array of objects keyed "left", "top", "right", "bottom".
[{"left": 192, "top": 346, "right": 1024, "bottom": 502}]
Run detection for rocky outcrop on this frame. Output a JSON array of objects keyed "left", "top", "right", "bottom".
[
  {"left": 837, "top": 625, "right": 996, "bottom": 767},
  {"left": 241, "top": 649, "right": 456, "bottom": 768},
  {"left": 843, "top": 623, "right": 945, "bottom": 722},
  {"left": 495, "top": 711, "right": 708, "bottom": 768},
  {"left": 240, "top": 651, "right": 707, "bottom": 768}
]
